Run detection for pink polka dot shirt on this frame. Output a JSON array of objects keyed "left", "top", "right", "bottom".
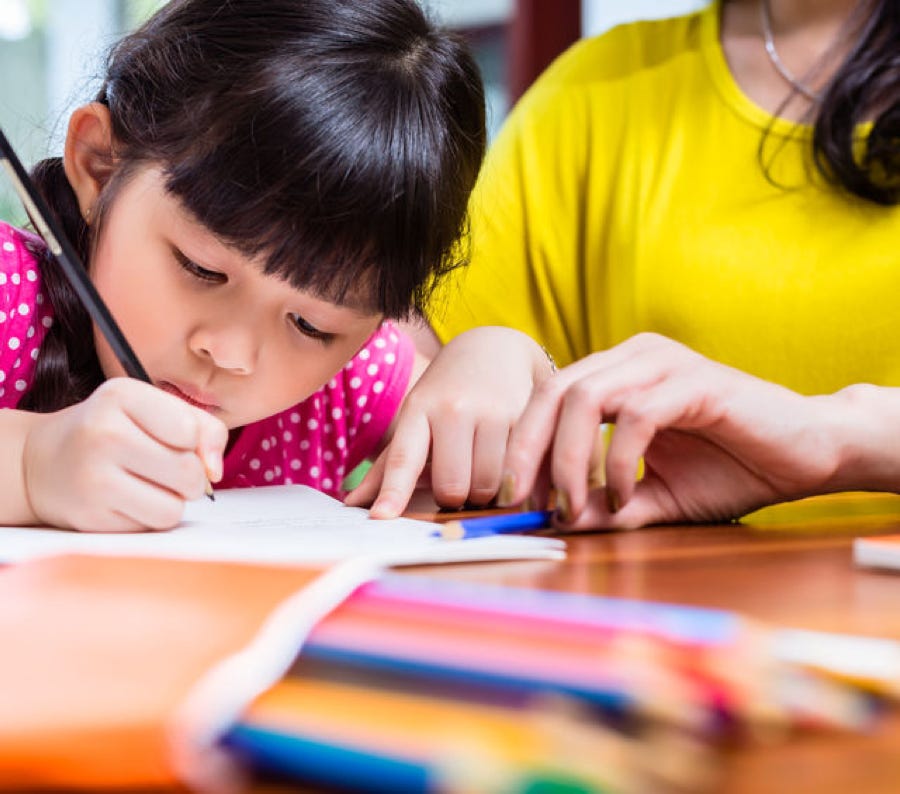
[
  {"left": 0, "top": 221, "right": 415, "bottom": 498},
  {"left": 0, "top": 223, "right": 53, "bottom": 407}
]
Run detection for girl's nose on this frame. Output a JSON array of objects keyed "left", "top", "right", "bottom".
[{"left": 188, "top": 325, "right": 257, "bottom": 374}]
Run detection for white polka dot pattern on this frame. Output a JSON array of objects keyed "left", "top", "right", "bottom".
[
  {"left": 217, "top": 321, "right": 415, "bottom": 498},
  {"left": 0, "top": 223, "right": 54, "bottom": 409}
]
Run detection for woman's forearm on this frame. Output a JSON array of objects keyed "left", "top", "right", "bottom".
[{"left": 820, "top": 384, "right": 900, "bottom": 494}]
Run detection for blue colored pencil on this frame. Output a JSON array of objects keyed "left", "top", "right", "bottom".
[{"left": 436, "top": 510, "right": 553, "bottom": 540}]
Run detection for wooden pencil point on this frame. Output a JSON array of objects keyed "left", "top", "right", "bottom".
[{"left": 439, "top": 521, "right": 465, "bottom": 540}]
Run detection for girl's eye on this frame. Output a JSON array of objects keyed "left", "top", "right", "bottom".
[
  {"left": 289, "top": 313, "right": 334, "bottom": 343},
  {"left": 174, "top": 249, "right": 226, "bottom": 283}
]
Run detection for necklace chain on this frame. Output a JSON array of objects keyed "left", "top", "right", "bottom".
[{"left": 760, "top": 0, "right": 824, "bottom": 103}]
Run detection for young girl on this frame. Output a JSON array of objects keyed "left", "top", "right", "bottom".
[{"left": 0, "top": 0, "right": 550, "bottom": 533}]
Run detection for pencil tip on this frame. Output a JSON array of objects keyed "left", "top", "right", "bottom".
[
  {"left": 439, "top": 521, "right": 465, "bottom": 540},
  {"left": 205, "top": 482, "right": 215, "bottom": 502}
]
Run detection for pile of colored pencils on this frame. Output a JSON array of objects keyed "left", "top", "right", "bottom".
[{"left": 223, "top": 575, "right": 895, "bottom": 793}]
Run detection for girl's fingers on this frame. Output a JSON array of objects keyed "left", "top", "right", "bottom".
[
  {"left": 88, "top": 385, "right": 221, "bottom": 500},
  {"left": 428, "top": 412, "right": 476, "bottom": 509},
  {"left": 467, "top": 419, "right": 510, "bottom": 506},
  {"left": 343, "top": 450, "right": 388, "bottom": 508},
  {"left": 69, "top": 463, "right": 190, "bottom": 532},
  {"left": 121, "top": 442, "right": 212, "bottom": 502},
  {"left": 107, "top": 472, "right": 192, "bottom": 531},
  {"left": 366, "top": 412, "right": 433, "bottom": 518},
  {"left": 103, "top": 379, "right": 228, "bottom": 465}
]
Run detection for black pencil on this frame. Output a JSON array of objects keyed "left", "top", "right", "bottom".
[{"left": 0, "top": 128, "right": 214, "bottom": 501}]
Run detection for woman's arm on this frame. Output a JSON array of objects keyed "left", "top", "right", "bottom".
[{"left": 500, "top": 333, "right": 900, "bottom": 528}]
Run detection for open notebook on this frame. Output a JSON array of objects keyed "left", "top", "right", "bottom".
[{"left": 0, "top": 484, "right": 565, "bottom": 567}]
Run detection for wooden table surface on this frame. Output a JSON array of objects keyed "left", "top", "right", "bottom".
[
  {"left": 256, "top": 492, "right": 900, "bottom": 794},
  {"left": 414, "top": 493, "right": 900, "bottom": 794}
]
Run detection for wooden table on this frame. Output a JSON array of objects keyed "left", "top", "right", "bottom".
[
  {"left": 412, "top": 492, "right": 900, "bottom": 794},
  {"left": 257, "top": 492, "right": 900, "bottom": 793}
]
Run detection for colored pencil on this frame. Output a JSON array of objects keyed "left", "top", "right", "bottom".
[{"left": 436, "top": 509, "right": 553, "bottom": 540}]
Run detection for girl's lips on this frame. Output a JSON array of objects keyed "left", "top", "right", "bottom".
[{"left": 158, "top": 381, "right": 220, "bottom": 411}]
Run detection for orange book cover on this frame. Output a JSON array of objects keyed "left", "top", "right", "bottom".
[{"left": 0, "top": 553, "right": 382, "bottom": 791}]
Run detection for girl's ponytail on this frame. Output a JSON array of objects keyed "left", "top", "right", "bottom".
[{"left": 19, "top": 157, "right": 103, "bottom": 412}]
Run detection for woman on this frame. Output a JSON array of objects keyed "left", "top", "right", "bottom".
[{"left": 364, "top": 0, "right": 900, "bottom": 524}]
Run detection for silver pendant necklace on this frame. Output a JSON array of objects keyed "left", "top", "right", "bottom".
[{"left": 760, "top": 0, "right": 824, "bottom": 103}]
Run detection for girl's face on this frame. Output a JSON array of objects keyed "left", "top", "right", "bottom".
[{"left": 90, "top": 167, "right": 384, "bottom": 429}]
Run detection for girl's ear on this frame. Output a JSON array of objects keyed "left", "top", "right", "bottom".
[{"left": 63, "top": 102, "right": 116, "bottom": 222}]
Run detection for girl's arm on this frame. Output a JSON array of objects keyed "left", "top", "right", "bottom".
[
  {"left": 0, "top": 409, "right": 45, "bottom": 525},
  {"left": 500, "top": 333, "right": 900, "bottom": 529},
  {"left": 345, "top": 326, "right": 554, "bottom": 518},
  {"left": 380, "top": 347, "right": 431, "bottom": 444},
  {"left": 397, "top": 316, "right": 442, "bottom": 359}
]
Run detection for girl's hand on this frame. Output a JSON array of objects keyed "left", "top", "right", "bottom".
[
  {"left": 501, "top": 333, "right": 849, "bottom": 528},
  {"left": 22, "top": 378, "right": 228, "bottom": 532},
  {"left": 345, "top": 326, "right": 554, "bottom": 518}
]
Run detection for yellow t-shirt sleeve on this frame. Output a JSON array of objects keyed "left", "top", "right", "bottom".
[
  {"left": 429, "top": 38, "right": 624, "bottom": 368},
  {"left": 431, "top": 2, "right": 900, "bottom": 393}
]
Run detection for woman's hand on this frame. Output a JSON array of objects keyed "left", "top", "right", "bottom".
[
  {"left": 500, "top": 333, "right": 856, "bottom": 528},
  {"left": 22, "top": 378, "right": 228, "bottom": 531},
  {"left": 345, "top": 326, "right": 554, "bottom": 518}
]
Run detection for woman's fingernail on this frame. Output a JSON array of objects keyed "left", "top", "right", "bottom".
[
  {"left": 555, "top": 489, "right": 572, "bottom": 523},
  {"left": 606, "top": 488, "right": 621, "bottom": 514},
  {"left": 497, "top": 473, "right": 516, "bottom": 506}
]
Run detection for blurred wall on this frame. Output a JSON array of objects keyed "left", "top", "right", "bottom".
[{"left": 582, "top": 0, "right": 711, "bottom": 37}]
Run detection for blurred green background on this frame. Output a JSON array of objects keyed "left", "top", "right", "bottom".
[{"left": 0, "top": 1, "right": 165, "bottom": 224}]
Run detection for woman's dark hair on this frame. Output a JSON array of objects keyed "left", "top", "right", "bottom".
[
  {"left": 812, "top": 0, "right": 899, "bottom": 205},
  {"left": 764, "top": 0, "right": 899, "bottom": 205},
  {"left": 23, "top": 0, "right": 486, "bottom": 412}
]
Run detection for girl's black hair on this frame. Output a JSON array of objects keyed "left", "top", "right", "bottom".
[
  {"left": 764, "top": 0, "right": 899, "bottom": 205},
  {"left": 23, "top": 0, "right": 486, "bottom": 412}
]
